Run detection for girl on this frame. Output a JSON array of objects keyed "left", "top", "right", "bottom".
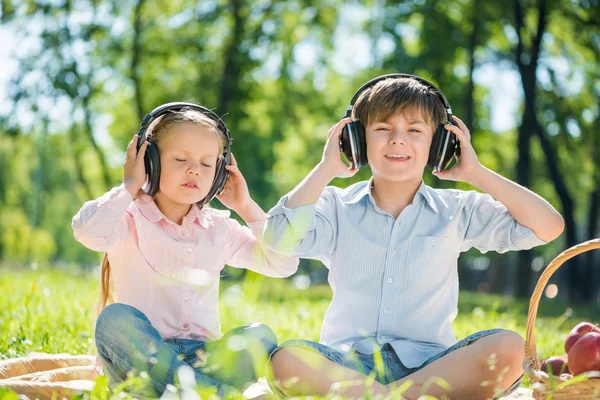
[{"left": 72, "top": 104, "right": 298, "bottom": 397}]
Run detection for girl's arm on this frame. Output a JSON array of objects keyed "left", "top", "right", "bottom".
[
  {"left": 71, "top": 185, "right": 133, "bottom": 252},
  {"left": 72, "top": 134, "right": 148, "bottom": 251},
  {"left": 224, "top": 216, "right": 299, "bottom": 278}
]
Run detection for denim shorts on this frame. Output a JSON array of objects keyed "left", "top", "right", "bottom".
[{"left": 268, "top": 328, "right": 523, "bottom": 399}]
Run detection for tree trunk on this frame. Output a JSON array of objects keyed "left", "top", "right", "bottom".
[
  {"left": 512, "top": 0, "right": 548, "bottom": 298},
  {"left": 465, "top": 0, "right": 478, "bottom": 135},
  {"left": 218, "top": 0, "right": 244, "bottom": 116},
  {"left": 131, "top": 0, "right": 145, "bottom": 120}
]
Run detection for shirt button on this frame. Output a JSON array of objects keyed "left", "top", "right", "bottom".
[
  {"left": 187, "top": 248, "right": 192, "bottom": 254},
  {"left": 391, "top": 248, "right": 397, "bottom": 254},
  {"left": 432, "top": 239, "right": 437, "bottom": 246},
  {"left": 387, "top": 217, "right": 394, "bottom": 223},
  {"left": 387, "top": 278, "right": 393, "bottom": 284},
  {"left": 384, "top": 309, "right": 390, "bottom": 315},
  {"left": 183, "top": 323, "right": 189, "bottom": 329},
  {"left": 184, "top": 297, "right": 189, "bottom": 303}
]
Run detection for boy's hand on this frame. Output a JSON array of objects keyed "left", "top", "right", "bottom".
[
  {"left": 432, "top": 116, "right": 481, "bottom": 184},
  {"left": 319, "top": 118, "right": 358, "bottom": 179},
  {"left": 124, "top": 135, "right": 148, "bottom": 197}
]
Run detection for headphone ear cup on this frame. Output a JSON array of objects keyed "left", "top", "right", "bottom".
[
  {"left": 198, "top": 155, "right": 229, "bottom": 207},
  {"left": 354, "top": 122, "right": 368, "bottom": 167},
  {"left": 427, "top": 125, "right": 444, "bottom": 170},
  {"left": 428, "top": 124, "right": 457, "bottom": 171},
  {"left": 340, "top": 121, "right": 368, "bottom": 169},
  {"left": 144, "top": 142, "right": 161, "bottom": 196}
]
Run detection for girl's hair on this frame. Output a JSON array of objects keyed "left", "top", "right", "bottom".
[
  {"left": 97, "top": 108, "right": 228, "bottom": 312},
  {"left": 352, "top": 77, "right": 447, "bottom": 132}
]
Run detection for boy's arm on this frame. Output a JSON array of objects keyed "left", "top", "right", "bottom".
[
  {"left": 435, "top": 116, "right": 564, "bottom": 243},
  {"left": 467, "top": 166, "right": 564, "bottom": 243},
  {"left": 263, "top": 118, "right": 357, "bottom": 259},
  {"left": 286, "top": 118, "right": 357, "bottom": 208}
]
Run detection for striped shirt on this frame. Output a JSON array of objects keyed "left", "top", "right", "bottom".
[{"left": 264, "top": 179, "right": 546, "bottom": 367}]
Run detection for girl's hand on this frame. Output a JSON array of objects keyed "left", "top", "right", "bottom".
[
  {"left": 216, "top": 153, "right": 253, "bottom": 213},
  {"left": 319, "top": 118, "right": 358, "bottom": 179},
  {"left": 124, "top": 135, "right": 148, "bottom": 197},
  {"left": 432, "top": 116, "right": 481, "bottom": 184}
]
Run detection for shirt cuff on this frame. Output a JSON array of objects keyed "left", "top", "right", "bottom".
[
  {"left": 512, "top": 227, "right": 548, "bottom": 250},
  {"left": 271, "top": 194, "right": 318, "bottom": 233},
  {"left": 246, "top": 218, "right": 266, "bottom": 237}
]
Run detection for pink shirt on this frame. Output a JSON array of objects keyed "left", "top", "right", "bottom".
[{"left": 72, "top": 185, "right": 298, "bottom": 340}]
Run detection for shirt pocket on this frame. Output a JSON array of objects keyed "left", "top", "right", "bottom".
[{"left": 404, "top": 236, "right": 452, "bottom": 286}]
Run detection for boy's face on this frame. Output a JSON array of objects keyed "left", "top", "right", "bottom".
[{"left": 365, "top": 111, "right": 434, "bottom": 184}]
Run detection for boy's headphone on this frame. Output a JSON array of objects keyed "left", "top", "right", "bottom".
[
  {"left": 135, "top": 102, "right": 232, "bottom": 206},
  {"left": 339, "top": 73, "right": 460, "bottom": 171}
]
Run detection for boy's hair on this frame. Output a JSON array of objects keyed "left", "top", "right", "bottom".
[
  {"left": 97, "top": 108, "right": 228, "bottom": 313},
  {"left": 352, "top": 77, "right": 447, "bottom": 132}
]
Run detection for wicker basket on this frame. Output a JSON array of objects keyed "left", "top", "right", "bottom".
[{"left": 523, "top": 238, "right": 600, "bottom": 399}]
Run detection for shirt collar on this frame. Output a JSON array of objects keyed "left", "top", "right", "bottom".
[
  {"left": 342, "top": 178, "right": 438, "bottom": 213},
  {"left": 135, "top": 194, "right": 209, "bottom": 227}
]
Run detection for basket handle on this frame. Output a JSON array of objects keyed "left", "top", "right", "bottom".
[{"left": 525, "top": 238, "right": 600, "bottom": 361}]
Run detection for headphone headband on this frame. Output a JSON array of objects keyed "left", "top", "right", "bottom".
[
  {"left": 137, "top": 102, "right": 232, "bottom": 152},
  {"left": 345, "top": 73, "right": 452, "bottom": 119}
]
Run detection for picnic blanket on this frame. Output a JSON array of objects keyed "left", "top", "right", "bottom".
[
  {"left": 0, "top": 353, "right": 98, "bottom": 399},
  {"left": 0, "top": 353, "right": 270, "bottom": 399}
]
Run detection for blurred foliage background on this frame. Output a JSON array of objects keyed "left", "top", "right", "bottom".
[{"left": 0, "top": 0, "right": 598, "bottom": 302}]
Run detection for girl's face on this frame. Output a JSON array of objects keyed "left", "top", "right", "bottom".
[{"left": 154, "top": 123, "right": 222, "bottom": 211}]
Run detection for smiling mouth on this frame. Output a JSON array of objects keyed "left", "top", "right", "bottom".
[
  {"left": 182, "top": 182, "right": 198, "bottom": 189},
  {"left": 385, "top": 155, "right": 411, "bottom": 160}
]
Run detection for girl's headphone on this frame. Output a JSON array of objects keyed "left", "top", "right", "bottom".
[
  {"left": 135, "top": 102, "right": 232, "bottom": 206},
  {"left": 339, "top": 73, "right": 460, "bottom": 171}
]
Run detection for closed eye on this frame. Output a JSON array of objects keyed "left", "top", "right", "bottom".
[
  {"left": 408, "top": 129, "right": 422, "bottom": 133},
  {"left": 175, "top": 158, "right": 187, "bottom": 162},
  {"left": 202, "top": 163, "right": 212, "bottom": 168}
]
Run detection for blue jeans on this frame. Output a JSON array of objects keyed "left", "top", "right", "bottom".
[
  {"left": 268, "top": 329, "right": 523, "bottom": 399},
  {"left": 95, "top": 303, "right": 277, "bottom": 397}
]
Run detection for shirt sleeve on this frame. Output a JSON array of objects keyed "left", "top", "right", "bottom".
[
  {"left": 71, "top": 184, "right": 132, "bottom": 252},
  {"left": 460, "top": 191, "right": 547, "bottom": 253},
  {"left": 262, "top": 187, "right": 338, "bottom": 262},
  {"left": 222, "top": 216, "right": 299, "bottom": 278}
]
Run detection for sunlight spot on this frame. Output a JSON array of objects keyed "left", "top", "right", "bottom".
[
  {"left": 43, "top": 288, "right": 51, "bottom": 297},
  {"left": 293, "top": 274, "right": 311, "bottom": 290},
  {"left": 545, "top": 284, "right": 558, "bottom": 299},
  {"left": 472, "top": 307, "right": 485, "bottom": 318},
  {"left": 222, "top": 285, "right": 243, "bottom": 307},
  {"left": 227, "top": 335, "right": 247, "bottom": 351},
  {"left": 182, "top": 269, "right": 211, "bottom": 286},
  {"left": 176, "top": 365, "right": 196, "bottom": 389},
  {"left": 531, "top": 257, "right": 545, "bottom": 272}
]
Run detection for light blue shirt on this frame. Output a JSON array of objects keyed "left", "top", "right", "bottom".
[{"left": 264, "top": 179, "right": 546, "bottom": 368}]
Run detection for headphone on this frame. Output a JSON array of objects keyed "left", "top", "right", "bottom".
[
  {"left": 135, "top": 102, "right": 232, "bottom": 207},
  {"left": 339, "top": 73, "right": 460, "bottom": 171}
]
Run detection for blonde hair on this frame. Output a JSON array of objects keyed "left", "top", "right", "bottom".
[
  {"left": 97, "top": 108, "right": 228, "bottom": 312},
  {"left": 352, "top": 77, "right": 447, "bottom": 132}
]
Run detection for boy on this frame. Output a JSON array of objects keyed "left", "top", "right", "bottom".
[{"left": 263, "top": 75, "right": 564, "bottom": 399}]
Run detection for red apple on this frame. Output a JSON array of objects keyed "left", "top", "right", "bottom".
[
  {"left": 541, "top": 356, "right": 570, "bottom": 376},
  {"left": 567, "top": 332, "right": 600, "bottom": 376},
  {"left": 565, "top": 322, "right": 600, "bottom": 354}
]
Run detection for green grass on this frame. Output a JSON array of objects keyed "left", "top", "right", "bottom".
[{"left": 1, "top": 267, "right": 599, "bottom": 399}]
